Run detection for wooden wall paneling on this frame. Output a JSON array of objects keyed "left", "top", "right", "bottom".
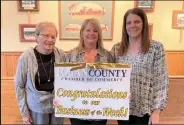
[
  {"left": 165, "top": 52, "right": 178, "bottom": 75},
  {"left": 1, "top": 53, "right": 7, "bottom": 77},
  {"left": 12, "top": 54, "right": 21, "bottom": 77},
  {"left": 1, "top": 51, "right": 184, "bottom": 80},
  {"left": 177, "top": 52, "right": 184, "bottom": 75},
  {"left": 6, "top": 55, "right": 14, "bottom": 77},
  {"left": 1, "top": 52, "right": 22, "bottom": 79}
]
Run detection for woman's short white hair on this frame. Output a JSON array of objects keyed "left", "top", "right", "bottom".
[{"left": 35, "top": 21, "right": 58, "bottom": 37}]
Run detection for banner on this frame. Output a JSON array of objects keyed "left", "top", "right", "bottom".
[{"left": 54, "top": 63, "right": 131, "bottom": 120}]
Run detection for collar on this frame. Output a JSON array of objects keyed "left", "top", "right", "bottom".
[{"left": 78, "top": 48, "right": 105, "bottom": 57}]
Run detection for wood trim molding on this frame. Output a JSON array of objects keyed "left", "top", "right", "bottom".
[
  {"left": 166, "top": 50, "right": 184, "bottom": 52},
  {"left": 169, "top": 76, "right": 184, "bottom": 79},
  {"left": 1, "top": 77, "right": 14, "bottom": 80}
]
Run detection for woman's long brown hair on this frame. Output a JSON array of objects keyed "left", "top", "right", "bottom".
[{"left": 119, "top": 8, "right": 150, "bottom": 56}]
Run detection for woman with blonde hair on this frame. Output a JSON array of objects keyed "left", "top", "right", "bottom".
[
  {"left": 14, "top": 21, "right": 65, "bottom": 124},
  {"left": 66, "top": 18, "right": 113, "bottom": 125}
]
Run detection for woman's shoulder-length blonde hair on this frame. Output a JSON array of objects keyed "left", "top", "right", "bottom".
[{"left": 77, "top": 18, "right": 104, "bottom": 50}]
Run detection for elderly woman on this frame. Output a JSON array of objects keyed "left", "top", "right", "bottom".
[
  {"left": 14, "top": 21, "right": 65, "bottom": 124},
  {"left": 66, "top": 18, "right": 113, "bottom": 125},
  {"left": 111, "top": 8, "right": 169, "bottom": 125}
]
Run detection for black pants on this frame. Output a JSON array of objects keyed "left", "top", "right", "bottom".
[
  {"left": 70, "top": 118, "right": 107, "bottom": 125},
  {"left": 118, "top": 114, "right": 150, "bottom": 125}
]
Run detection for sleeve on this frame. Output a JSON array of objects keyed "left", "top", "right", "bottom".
[
  {"left": 60, "top": 50, "right": 67, "bottom": 62},
  {"left": 65, "top": 50, "right": 72, "bottom": 63},
  {"left": 151, "top": 43, "right": 169, "bottom": 112},
  {"left": 110, "top": 44, "right": 118, "bottom": 63},
  {"left": 56, "top": 48, "right": 66, "bottom": 62},
  {"left": 107, "top": 50, "right": 114, "bottom": 63},
  {"left": 14, "top": 54, "right": 30, "bottom": 117}
]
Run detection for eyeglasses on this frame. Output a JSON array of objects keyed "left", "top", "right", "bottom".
[{"left": 39, "top": 33, "right": 56, "bottom": 40}]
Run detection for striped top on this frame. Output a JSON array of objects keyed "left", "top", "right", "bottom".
[
  {"left": 66, "top": 47, "right": 113, "bottom": 63},
  {"left": 111, "top": 40, "right": 169, "bottom": 117}
]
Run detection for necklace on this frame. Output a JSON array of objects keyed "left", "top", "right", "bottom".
[{"left": 38, "top": 52, "right": 52, "bottom": 82}]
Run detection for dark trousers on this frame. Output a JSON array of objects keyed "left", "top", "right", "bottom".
[
  {"left": 118, "top": 114, "right": 150, "bottom": 125},
  {"left": 70, "top": 118, "right": 107, "bottom": 125}
]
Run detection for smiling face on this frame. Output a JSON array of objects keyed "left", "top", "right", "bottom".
[
  {"left": 82, "top": 22, "right": 98, "bottom": 48},
  {"left": 36, "top": 25, "right": 57, "bottom": 51},
  {"left": 126, "top": 13, "right": 143, "bottom": 40}
]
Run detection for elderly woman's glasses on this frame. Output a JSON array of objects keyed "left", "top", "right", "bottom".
[{"left": 39, "top": 33, "right": 56, "bottom": 40}]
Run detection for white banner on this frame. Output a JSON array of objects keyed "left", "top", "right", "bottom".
[{"left": 54, "top": 63, "right": 131, "bottom": 120}]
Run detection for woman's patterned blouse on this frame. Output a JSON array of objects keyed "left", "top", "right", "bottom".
[{"left": 111, "top": 41, "right": 169, "bottom": 117}]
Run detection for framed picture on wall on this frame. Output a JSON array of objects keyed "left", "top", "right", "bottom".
[
  {"left": 148, "top": 24, "right": 153, "bottom": 40},
  {"left": 172, "top": 10, "right": 184, "bottom": 29},
  {"left": 17, "top": 0, "right": 39, "bottom": 11},
  {"left": 19, "top": 24, "right": 36, "bottom": 42},
  {"left": 134, "top": 0, "right": 155, "bottom": 12},
  {"left": 58, "top": 1, "right": 115, "bottom": 40}
]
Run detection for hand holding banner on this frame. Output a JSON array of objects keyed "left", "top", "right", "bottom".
[{"left": 54, "top": 63, "right": 131, "bottom": 120}]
